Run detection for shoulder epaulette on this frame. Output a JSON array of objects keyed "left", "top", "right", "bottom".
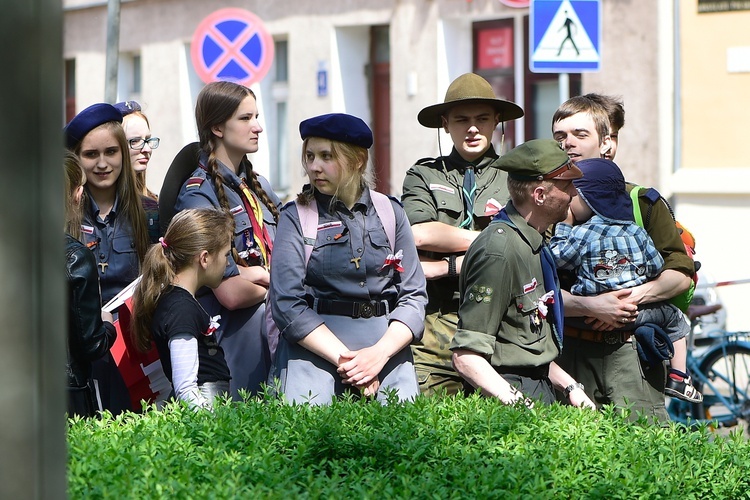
[
  {"left": 640, "top": 187, "right": 661, "bottom": 204},
  {"left": 185, "top": 176, "right": 205, "bottom": 189},
  {"left": 280, "top": 200, "right": 296, "bottom": 211},
  {"left": 385, "top": 194, "right": 403, "bottom": 207},
  {"left": 415, "top": 156, "right": 438, "bottom": 166}
]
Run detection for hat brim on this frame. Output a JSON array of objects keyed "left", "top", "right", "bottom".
[{"left": 418, "top": 98, "right": 524, "bottom": 128}]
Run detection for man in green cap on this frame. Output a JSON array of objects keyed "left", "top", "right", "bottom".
[
  {"left": 401, "top": 73, "right": 523, "bottom": 395},
  {"left": 450, "top": 139, "right": 594, "bottom": 408}
]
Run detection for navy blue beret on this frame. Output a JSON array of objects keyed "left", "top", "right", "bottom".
[
  {"left": 64, "top": 103, "right": 123, "bottom": 149},
  {"left": 299, "top": 113, "right": 373, "bottom": 149},
  {"left": 113, "top": 100, "right": 142, "bottom": 116}
]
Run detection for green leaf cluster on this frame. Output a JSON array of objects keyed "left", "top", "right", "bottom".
[{"left": 67, "top": 393, "right": 750, "bottom": 498}]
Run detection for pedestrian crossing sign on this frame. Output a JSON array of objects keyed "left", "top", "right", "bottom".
[{"left": 530, "top": 0, "right": 601, "bottom": 73}]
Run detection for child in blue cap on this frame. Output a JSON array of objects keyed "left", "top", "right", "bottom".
[{"left": 549, "top": 158, "right": 701, "bottom": 403}]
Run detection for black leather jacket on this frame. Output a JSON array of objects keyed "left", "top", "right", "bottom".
[{"left": 66, "top": 234, "right": 116, "bottom": 388}]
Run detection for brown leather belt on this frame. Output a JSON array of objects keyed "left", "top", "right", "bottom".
[{"left": 563, "top": 326, "right": 632, "bottom": 344}]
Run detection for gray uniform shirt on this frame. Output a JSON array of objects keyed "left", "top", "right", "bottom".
[{"left": 270, "top": 189, "right": 427, "bottom": 344}]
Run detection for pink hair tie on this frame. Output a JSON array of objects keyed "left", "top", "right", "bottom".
[{"left": 159, "top": 237, "right": 168, "bottom": 249}]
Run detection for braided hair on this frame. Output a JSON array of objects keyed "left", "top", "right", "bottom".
[{"left": 195, "top": 81, "right": 278, "bottom": 221}]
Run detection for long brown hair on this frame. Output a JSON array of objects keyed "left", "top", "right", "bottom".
[
  {"left": 195, "top": 81, "right": 279, "bottom": 221},
  {"left": 64, "top": 151, "right": 86, "bottom": 239},
  {"left": 72, "top": 121, "right": 151, "bottom": 263},
  {"left": 131, "top": 208, "right": 234, "bottom": 352},
  {"left": 296, "top": 138, "right": 371, "bottom": 206}
]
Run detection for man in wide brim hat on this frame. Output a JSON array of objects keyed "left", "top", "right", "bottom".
[
  {"left": 417, "top": 73, "right": 523, "bottom": 128},
  {"left": 402, "top": 73, "right": 524, "bottom": 397}
]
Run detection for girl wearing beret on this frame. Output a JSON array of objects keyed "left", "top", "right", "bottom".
[
  {"left": 269, "top": 113, "right": 427, "bottom": 405},
  {"left": 168, "top": 81, "right": 281, "bottom": 399},
  {"left": 64, "top": 102, "right": 158, "bottom": 414}
]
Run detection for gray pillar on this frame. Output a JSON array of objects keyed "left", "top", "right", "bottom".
[{"left": 0, "top": 0, "right": 66, "bottom": 498}]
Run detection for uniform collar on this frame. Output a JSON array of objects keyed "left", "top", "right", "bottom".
[
  {"left": 88, "top": 193, "right": 120, "bottom": 222},
  {"left": 504, "top": 201, "right": 544, "bottom": 252},
  {"left": 198, "top": 151, "right": 245, "bottom": 189},
  {"left": 446, "top": 147, "right": 498, "bottom": 173}
]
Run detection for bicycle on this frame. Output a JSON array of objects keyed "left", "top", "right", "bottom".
[{"left": 667, "top": 303, "right": 750, "bottom": 428}]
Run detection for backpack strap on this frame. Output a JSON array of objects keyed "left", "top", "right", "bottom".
[
  {"left": 370, "top": 190, "right": 396, "bottom": 253},
  {"left": 296, "top": 200, "right": 319, "bottom": 265},
  {"left": 295, "top": 189, "right": 397, "bottom": 265},
  {"left": 630, "top": 185, "right": 645, "bottom": 227}
]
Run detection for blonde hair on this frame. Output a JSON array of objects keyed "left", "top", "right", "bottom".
[
  {"left": 64, "top": 151, "right": 86, "bottom": 239},
  {"left": 296, "top": 138, "right": 372, "bottom": 206},
  {"left": 131, "top": 208, "right": 235, "bottom": 352}
]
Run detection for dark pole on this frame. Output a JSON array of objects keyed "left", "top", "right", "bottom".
[{"left": 0, "top": 0, "right": 66, "bottom": 497}]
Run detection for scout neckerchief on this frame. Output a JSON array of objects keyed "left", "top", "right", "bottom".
[
  {"left": 494, "top": 208, "right": 564, "bottom": 348},
  {"left": 199, "top": 159, "right": 273, "bottom": 268},
  {"left": 452, "top": 151, "right": 496, "bottom": 229},
  {"left": 237, "top": 179, "right": 273, "bottom": 268}
]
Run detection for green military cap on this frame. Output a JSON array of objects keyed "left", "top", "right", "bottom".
[{"left": 494, "top": 139, "right": 583, "bottom": 181}]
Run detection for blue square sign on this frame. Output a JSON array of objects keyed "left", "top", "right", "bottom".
[{"left": 530, "top": 0, "right": 601, "bottom": 73}]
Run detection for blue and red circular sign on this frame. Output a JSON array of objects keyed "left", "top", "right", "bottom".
[
  {"left": 190, "top": 8, "right": 274, "bottom": 87},
  {"left": 498, "top": 0, "right": 529, "bottom": 7}
]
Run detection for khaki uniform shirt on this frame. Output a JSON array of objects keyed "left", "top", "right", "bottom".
[
  {"left": 402, "top": 147, "right": 510, "bottom": 313},
  {"left": 451, "top": 202, "right": 561, "bottom": 369}
]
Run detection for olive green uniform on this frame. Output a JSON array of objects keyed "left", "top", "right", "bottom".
[
  {"left": 451, "top": 202, "right": 561, "bottom": 379},
  {"left": 557, "top": 184, "right": 694, "bottom": 422},
  {"left": 402, "top": 147, "right": 509, "bottom": 395}
]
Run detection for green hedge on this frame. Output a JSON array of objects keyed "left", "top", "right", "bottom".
[{"left": 68, "top": 393, "right": 750, "bottom": 498}]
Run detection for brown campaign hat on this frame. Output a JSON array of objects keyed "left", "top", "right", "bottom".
[{"left": 417, "top": 73, "right": 524, "bottom": 128}]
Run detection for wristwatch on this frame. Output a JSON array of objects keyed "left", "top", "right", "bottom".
[
  {"left": 442, "top": 255, "right": 458, "bottom": 278},
  {"left": 563, "top": 382, "right": 585, "bottom": 398}
]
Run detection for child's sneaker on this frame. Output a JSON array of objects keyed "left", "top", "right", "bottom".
[{"left": 665, "top": 375, "right": 703, "bottom": 403}]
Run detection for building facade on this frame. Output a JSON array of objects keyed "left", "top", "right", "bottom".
[{"left": 63, "top": 0, "right": 750, "bottom": 328}]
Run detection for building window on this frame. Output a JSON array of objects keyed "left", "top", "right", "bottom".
[
  {"left": 65, "top": 59, "right": 76, "bottom": 123},
  {"left": 270, "top": 39, "right": 289, "bottom": 196},
  {"left": 473, "top": 19, "right": 517, "bottom": 152},
  {"left": 117, "top": 52, "right": 142, "bottom": 101}
]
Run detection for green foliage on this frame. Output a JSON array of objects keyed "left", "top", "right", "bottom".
[{"left": 68, "top": 393, "right": 750, "bottom": 499}]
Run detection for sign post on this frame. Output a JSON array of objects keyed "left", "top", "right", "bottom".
[{"left": 530, "top": 0, "right": 601, "bottom": 73}]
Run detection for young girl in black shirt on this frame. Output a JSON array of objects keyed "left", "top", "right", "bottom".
[{"left": 131, "top": 208, "right": 234, "bottom": 409}]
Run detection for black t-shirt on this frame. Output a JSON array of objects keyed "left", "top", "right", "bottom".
[{"left": 151, "top": 286, "right": 230, "bottom": 384}]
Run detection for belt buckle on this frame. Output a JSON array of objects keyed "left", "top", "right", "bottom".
[
  {"left": 604, "top": 332, "right": 620, "bottom": 344},
  {"left": 359, "top": 303, "right": 374, "bottom": 319}
]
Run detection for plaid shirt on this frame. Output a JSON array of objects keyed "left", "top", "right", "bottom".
[{"left": 549, "top": 215, "right": 664, "bottom": 296}]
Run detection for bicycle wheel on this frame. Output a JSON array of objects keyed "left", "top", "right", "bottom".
[{"left": 695, "top": 343, "right": 750, "bottom": 425}]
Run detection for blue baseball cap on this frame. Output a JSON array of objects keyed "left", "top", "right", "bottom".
[
  {"left": 299, "top": 113, "right": 373, "bottom": 149},
  {"left": 64, "top": 103, "right": 123, "bottom": 149},
  {"left": 574, "top": 158, "right": 633, "bottom": 222}
]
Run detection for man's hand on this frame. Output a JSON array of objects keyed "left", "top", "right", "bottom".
[{"left": 578, "top": 288, "right": 639, "bottom": 331}]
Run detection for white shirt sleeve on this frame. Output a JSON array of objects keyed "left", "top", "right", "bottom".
[{"left": 168, "top": 334, "right": 208, "bottom": 409}]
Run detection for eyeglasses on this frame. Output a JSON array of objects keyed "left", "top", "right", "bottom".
[{"left": 128, "top": 137, "right": 160, "bottom": 150}]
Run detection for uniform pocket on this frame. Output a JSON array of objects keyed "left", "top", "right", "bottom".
[{"left": 432, "top": 187, "right": 464, "bottom": 219}]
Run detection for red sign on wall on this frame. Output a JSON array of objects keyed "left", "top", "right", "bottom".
[{"left": 477, "top": 27, "right": 514, "bottom": 70}]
